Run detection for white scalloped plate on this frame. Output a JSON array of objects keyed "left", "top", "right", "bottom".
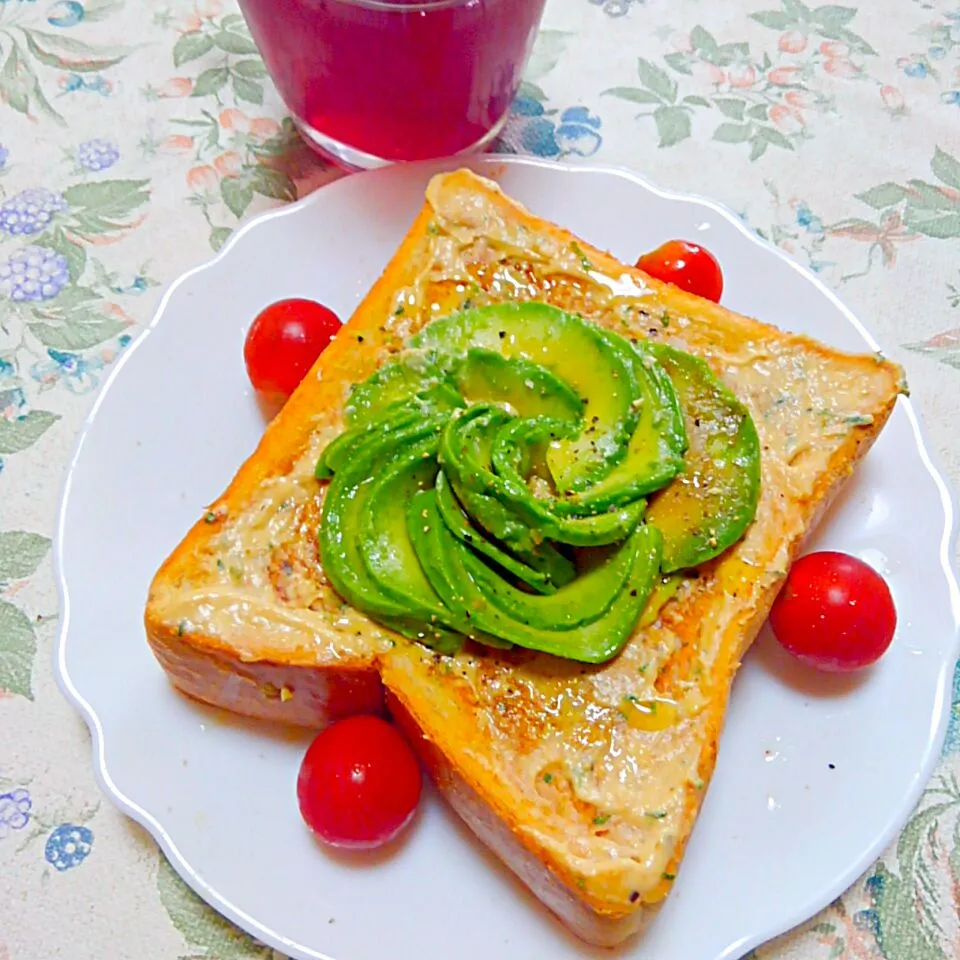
[{"left": 54, "top": 157, "right": 960, "bottom": 960}]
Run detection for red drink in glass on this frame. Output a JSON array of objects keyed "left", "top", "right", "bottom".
[{"left": 237, "top": 0, "right": 548, "bottom": 169}]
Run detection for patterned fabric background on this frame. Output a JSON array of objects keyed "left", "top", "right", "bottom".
[{"left": 1, "top": 0, "right": 958, "bottom": 957}]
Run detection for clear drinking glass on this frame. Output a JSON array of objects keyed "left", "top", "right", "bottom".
[{"left": 237, "top": 0, "right": 548, "bottom": 169}]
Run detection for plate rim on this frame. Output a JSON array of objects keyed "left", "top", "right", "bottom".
[{"left": 51, "top": 154, "right": 960, "bottom": 960}]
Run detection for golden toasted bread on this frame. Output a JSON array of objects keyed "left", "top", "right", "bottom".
[{"left": 145, "top": 169, "right": 905, "bottom": 946}]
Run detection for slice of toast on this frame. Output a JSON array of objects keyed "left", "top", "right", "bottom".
[{"left": 145, "top": 169, "right": 905, "bottom": 946}]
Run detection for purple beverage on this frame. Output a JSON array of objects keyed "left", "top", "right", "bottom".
[{"left": 238, "top": 0, "right": 547, "bottom": 168}]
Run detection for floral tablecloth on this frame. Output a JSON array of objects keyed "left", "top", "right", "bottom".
[{"left": 1, "top": 0, "right": 959, "bottom": 957}]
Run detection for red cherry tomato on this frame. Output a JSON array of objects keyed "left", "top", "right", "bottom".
[
  {"left": 768, "top": 551, "right": 897, "bottom": 673},
  {"left": 243, "top": 298, "right": 341, "bottom": 403},
  {"left": 297, "top": 715, "right": 422, "bottom": 850},
  {"left": 635, "top": 240, "right": 724, "bottom": 303}
]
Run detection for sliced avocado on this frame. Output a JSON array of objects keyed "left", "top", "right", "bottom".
[
  {"left": 441, "top": 406, "right": 644, "bottom": 547},
  {"left": 461, "top": 530, "right": 641, "bottom": 630},
  {"left": 318, "top": 416, "right": 462, "bottom": 652},
  {"left": 345, "top": 353, "right": 463, "bottom": 428},
  {"left": 451, "top": 349, "right": 583, "bottom": 422},
  {"left": 318, "top": 301, "right": 759, "bottom": 664},
  {"left": 358, "top": 436, "right": 446, "bottom": 614},
  {"left": 318, "top": 374, "right": 469, "bottom": 478},
  {"left": 412, "top": 489, "right": 663, "bottom": 664},
  {"left": 645, "top": 344, "right": 761, "bottom": 572},
  {"left": 411, "top": 303, "right": 641, "bottom": 493},
  {"left": 489, "top": 416, "right": 654, "bottom": 542},
  {"left": 445, "top": 477, "right": 544, "bottom": 556},
  {"left": 558, "top": 338, "right": 687, "bottom": 513},
  {"left": 316, "top": 402, "right": 425, "bottom": 479},
  {"left": 357, "top": 438, "right": 513, "bottom": 652},
  {"left": 434, "top": 471, "right": 573, "bottom": 594},
  {"left": 437, "top": 409, "right": 548, "bottom": 555},
  {"left": 317, "top": 427, "right": 366, "bottom": 480}
]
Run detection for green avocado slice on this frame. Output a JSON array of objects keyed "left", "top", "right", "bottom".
[
  {"left": 357, "top": 438, "right": 511, "bottom": 652},
  {"left": 345, "top": 354, "right": 463, "bottom": 428},
  {"left": 441, "top": 406, "right": 644, "bottom": 547},
  {"left": 451, "top": 349, "right": 583, "bottom": 422},
  {"left": 318, "top": 417, "right": 463, "bottom": 652},
  {"left": 411, "top": 489, "right": 662, "bottom": 664},
  {"left": 489, "top": 416, "right": 656, "bottom": 539},
  {"left": 316, "top": 402, "right": 425, "bottom": 479},
  {"left": 358, "top": 436, "right": 446, "bottom": 614},
  {"left": 460, "top": 529, "right": 641, "bottom": 630},
  {"left": 411, "top": 303, "right": 640, "bottom": 493},
  {"left": 317, "top": 382, "right": 467, "bottom": 479},
  {"left": 315, "top": 301, "right": 761, "bottom": 664},
  {"left": 434, "top": 471, "right": 573, "bottom": 594},
  {"left": 645, "top": 343, "right": 761, "bottom": 572},
  {"left": 557, "top": 338, "right": 688, "bottom": 513},
  {"left": 436, "top": 408, "right": 549, "bottom": 555}
]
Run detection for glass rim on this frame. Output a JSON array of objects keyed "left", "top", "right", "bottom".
[{"left": 324, "top": 0, "right": 477, "bottom": 9}]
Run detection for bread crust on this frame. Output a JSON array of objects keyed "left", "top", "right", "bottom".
[{"left": 145, "top": 169, "right": 904, "bottom": 946}]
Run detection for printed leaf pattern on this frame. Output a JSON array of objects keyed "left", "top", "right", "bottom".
[
  {"left": 157, "top": 856, "right": 275, "bottom": 960},
  {"left": 0, "top": 532, "right": 50, "bottom": 583},
  {"left": 137, "top": 5, "right": 325, "bottom": 251},
  {"left": 0, "top": 599, "right": 37, "bottom": 700},
  {"left": 751, "top": 1, "right": 877, "bottom": 55},
  {"left": 0, "top": 411, "right": 59, "bottom": 454},
  {"left": 867, "top": 777, "right": 960, "bottom": 960},
  {"left": 905, "top": 329, "right": 960, "bottom": 371},
  {"left": 0, "top": 6, "right": 132, "bottom": 124},
  {"left": 602, "top": 15, "right": 856, "bottom": 159}
]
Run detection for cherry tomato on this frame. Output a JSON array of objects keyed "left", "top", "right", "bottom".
[
  {"left": 635, "top": 240, "right": 724, "bottom": 303},
  {"left": 297, "top": 715, "right": 422, "bottom": 850},
  {"left": 768, "top": 551, "right": 897, "bottom": 673},
  {"left": 243, "top": 298, "right": 341, "bottom": 403}
]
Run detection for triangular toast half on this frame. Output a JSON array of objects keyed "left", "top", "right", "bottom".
[{"left": 145, "top": 169, "right": 905, "bottom": 946}]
